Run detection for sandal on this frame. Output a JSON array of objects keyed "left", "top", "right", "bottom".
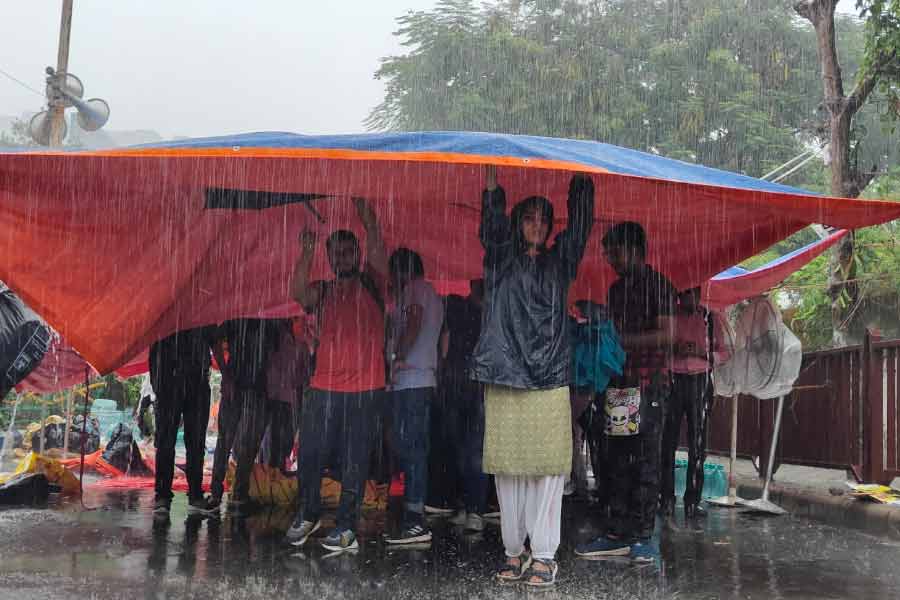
[
  {"left": 524, "top": 559, "right": 558, "bottom": 588},
  {"left": 495, "top": 551, "right": 533, "bottom": 582}
]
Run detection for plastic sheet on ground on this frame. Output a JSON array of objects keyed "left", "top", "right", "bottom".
[
  {"left": 224, "top": 462, "right": 388, "bottom": 510},
  {"left": 0, "top": 452, "right": 81, "bottom": 496}
]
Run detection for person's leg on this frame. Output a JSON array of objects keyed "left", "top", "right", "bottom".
[
  {"left": 181, "top": 380, "right": 211, "bottom": 501},
  {"left": 153, "top": 383, "right": 182, "bottom": 503},
  {"left": 426, "top": 382, "right": 455, "bottom": 510},
  {"left": 607, "top": 435, "right": 638, "bottom": 540},
  {"left": 391, "top": 388, "right": 432, "bottom": 526},
  {"left": 685, "top": 373, "right": 711, "bottom": 509},
  {"left": 495, "top": 475, "right": 528, "bottom": 557},
  {"left": 570, "top": 390, "right": 592, "bottom": 497},
  {"left": 334, "top": 390, "right": 381, "bottom": 531},
  {"left": 231, "top": 389, "right": 271, "bottom": 502},
  {"left": 297, "top": 389, "right": 332, "bottom": 522},
  {"left": 462, "top": 382, "right": 489, "bottom": 515},
  {"left": 660, "top": 375, "right": 686, "bottom": 514},
  {"left": 523, "top": 475, "right": 565, "bottom": 561},
  {"left": 210, "top": 377, "right": 241, "bottom": 500},
  {"left": 632, "top": 429, "right": 662, "bottom": 540}
]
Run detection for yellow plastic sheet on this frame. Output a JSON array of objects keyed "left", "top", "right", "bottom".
[{"left": 0, "top": 452, "right": 81, "bottom": 496}]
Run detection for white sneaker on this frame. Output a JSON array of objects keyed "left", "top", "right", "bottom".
[{"left": 424, "top": 505, "right": 454, "bottom": 516}]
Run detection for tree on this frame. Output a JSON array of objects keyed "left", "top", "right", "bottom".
[
  {"left": 369, "top": 0, "right": 822, "bottom": 177},
  {"left": 794, "top": 0, "right": 900, "bottom": 345}
]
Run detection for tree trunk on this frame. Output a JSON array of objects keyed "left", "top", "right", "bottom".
[{"left": 795, "top": 0, "right": 873, "bottom": 347}]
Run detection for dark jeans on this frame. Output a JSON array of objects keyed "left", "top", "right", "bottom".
[
  {"left": 390, "top": 387, "right": 433, "bottom": 521},
  {"left": 606, "top": 376, "right": 669, "bottom": 541},
  {"left": 298, "top": 388, "right": 382, "bottom": 531},
  {"left": 451, "top": 377, "right": 487, "bottom": 514},
  {"left": 231, "top": 387, "right": 274, "bottom": 501},
  {"left": 661, "top": 372, "right": 711, "bottom": 506},
  {"left": 154, "top": 377, "right": 210, "bottom": 501}
]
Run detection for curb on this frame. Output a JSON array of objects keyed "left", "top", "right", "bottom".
[{"left": 736, "top": 478, "right": 900, "bottom": 541}]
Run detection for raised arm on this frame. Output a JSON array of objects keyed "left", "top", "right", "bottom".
[
  {"left": 290, "top": 229, "right": 323, "bottom": 311},
  {"left": 552, "top": 173, "right": 595, "bottom": 279},
  {"left": 353, "top": 197, "right": 388, "bottom": 281},
  {"left": 480, "top": 165, "right": 512, "bottom": 261}
]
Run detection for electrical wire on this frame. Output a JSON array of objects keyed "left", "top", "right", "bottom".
[{"left": 0, "top": 65, "right": 45, "bottom": 97}]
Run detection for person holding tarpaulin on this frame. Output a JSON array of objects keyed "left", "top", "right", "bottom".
[
  {"left": 576, "top": 221, "right": 676, "bottom": 563},
  {"left": 285, "top": 198, "right": 387, "bottom": 552},
  {"left": 472, "top": 166, "right": 594, "bottom": 588}
]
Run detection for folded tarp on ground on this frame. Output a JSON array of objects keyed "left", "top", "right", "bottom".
[{"left": 2, "top": 131, "right": 898, "bottom": 373}]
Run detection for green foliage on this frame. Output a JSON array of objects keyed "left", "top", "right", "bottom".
[
  {"left": 369, "top": 0, "right": 824, "bottom": 177},
  {"left": 858, "top": 0, "right": 900, "bottom": 125}
]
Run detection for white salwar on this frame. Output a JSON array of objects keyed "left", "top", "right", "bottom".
[{"left": 495, "top": 474, "right": 566, "bottom": 561}]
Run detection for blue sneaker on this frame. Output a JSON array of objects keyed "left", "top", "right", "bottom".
[
  {"left": 321, "top": 527, "right": 359, "bottom": 552},
  {"left": 629, "top": 539, "right": 659, "bottom": 563},
  {"left": 574, "top": 536, "right": 631, "bottom": 557}
]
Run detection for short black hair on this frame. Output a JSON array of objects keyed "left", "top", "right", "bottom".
[
  {"left": 389, "top": 247, "right": 425, "bottom": 278},
  {"left": 601, "top": 221, "right": 646, "bottom": 257},
  {"left": 326, "top": 229, "right": 359, "bottom": 251}
]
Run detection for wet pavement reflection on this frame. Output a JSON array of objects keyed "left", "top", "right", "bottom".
[{"left": 1, "top": 487, "right": 899, "bottom": 599}]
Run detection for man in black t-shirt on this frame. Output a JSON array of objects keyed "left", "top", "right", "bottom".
[
  {"left": 149, "top": 325, "right": 223, "bottom": 517},
  {"left": 576, "top": 221, "right": 676, "bottom": 563}
]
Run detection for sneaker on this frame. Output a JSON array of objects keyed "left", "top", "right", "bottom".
[
  {"left": 464, "top": 513, "right": 485, "bottom": 532},
  {"left": 385, "top": 523, "right": 433, "bottom": 545},
  {"left": 449, "top": 509, "right": 468, "bottom": 526},
  {"left": 153, "top": 497, "right": 171, "bottom": 516},
  {"left": 321, "top": 527, "right": 359, "bottom": 552},
  {"left": 187, "top": 496, "right": 219, "bottom": 516},
  {"left": 424, "top": 505, "right": 454, "bottom": 516},
  {"left": 630, "top": 540, "right": 659, "bottom": 563},
  {"left": 483, "top": 510, "right": 501, "bottom": 518},
  {"left": 285, "top": 517, "right": 321, "bottom": 547},
  {"left": 574, "top": 536, "right": 631, "bottom": 557}
]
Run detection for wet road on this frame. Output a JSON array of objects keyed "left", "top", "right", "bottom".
[{"left": 1, "top": 488, "right": 899, "bottom": 599}]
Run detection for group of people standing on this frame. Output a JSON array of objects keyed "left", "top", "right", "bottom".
[{"left": 147, "top": 168, "right": 727, "bottom": 588}]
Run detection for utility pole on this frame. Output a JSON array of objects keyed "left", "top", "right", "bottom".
[{"left": 49, "top": 0, "right": 74, "bottom": 147}]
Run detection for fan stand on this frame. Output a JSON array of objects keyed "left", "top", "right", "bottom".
[
  {"left": 738, "top": 395, "right": 787, "bottom": 515},
  {"left": 708, "top": 395, "right": 749, "bottom": 508}
]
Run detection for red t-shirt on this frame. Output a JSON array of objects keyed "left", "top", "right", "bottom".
[{"left": 309, "top": 271, "right": 386, "bottom": 392}]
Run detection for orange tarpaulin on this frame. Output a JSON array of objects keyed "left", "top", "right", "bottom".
[{"left": 2, "top": 132, "right": 898, "bottom": 373}]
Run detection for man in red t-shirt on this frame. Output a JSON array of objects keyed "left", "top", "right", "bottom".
[{"left": 285, "top": 198, "right": 387, "bottom": 552}]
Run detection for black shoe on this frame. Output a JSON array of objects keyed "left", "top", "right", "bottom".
[
  {"left": 385, "top": 523, "right": 432, "bottom": 545},
  {"left": 187, "top": 496, "right": 219, "bottom": 516},
  {"left": 685, "top": 503, "right": 707, "bottom": 519},
  {"left": 153, "top": 496, "right": 171, "bottom": 517}
]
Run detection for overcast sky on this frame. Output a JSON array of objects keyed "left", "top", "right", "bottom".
[{"left": 0, "top": 0, "right": 861, "bottom": 139}]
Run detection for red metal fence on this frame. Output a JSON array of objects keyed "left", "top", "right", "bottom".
[{"left": 704, "top": 332, "right": 900, "bottom": 484}]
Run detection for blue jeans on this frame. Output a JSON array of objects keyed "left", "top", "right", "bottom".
[
  {"left": 390, "top": 387, "right": 433, "bottom": 522},
  {"left": 298, "top": 388, "right": 382, "bottom": 530}
]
